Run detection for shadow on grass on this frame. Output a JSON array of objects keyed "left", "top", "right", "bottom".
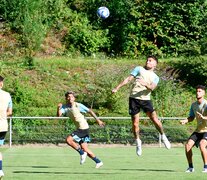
[{"left": 13, "top": 168, "right": 175, "bottom": 174}]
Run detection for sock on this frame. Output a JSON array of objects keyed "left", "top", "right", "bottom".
[
  {"left": 204, "top": 164, "right": 207, "bottom": 169},
  {"left": 0, "top": 161, "right": 2, "bottom": 170},
  {"left": 76, "top": 148, "right": 84, "bottom": 155},
  {"left": 92, "top": 157, "right": 101, "bottom": 163},
  {"left": 136, "top": 139, "right": 141, "bottom": 146},
  {"left": 189, "top": 163, "right": 193, "bottom": 168}
]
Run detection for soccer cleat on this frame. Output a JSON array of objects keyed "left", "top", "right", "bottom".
[
  {"left": 202, "top": 168, "right": 207, "bottom": 173},
  {"left": 185, "top": 167, "right": 194, "bottom": 173},
  {"left": 161, "top": 134, "right": 171, "bottom": 149},
  {"left": 0, "top": 170, "right": 4, "bottom": 179},
  {"left": 136, "top": 139, "right": 142, "bottom": 156},
  {"left": 80, "top": 152, "right": 87, "bottom": 165},
  {"left": 95, "top": 161, "right": 103, "bottom": 169}
]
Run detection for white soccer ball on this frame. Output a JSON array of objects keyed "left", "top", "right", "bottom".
[{"left": 97, "top": 6, "right": 110, "bottom": 19}]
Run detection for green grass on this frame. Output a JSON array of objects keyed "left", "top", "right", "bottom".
[{"left": 2, "top": 145, "right": 207, "bottom": 180}]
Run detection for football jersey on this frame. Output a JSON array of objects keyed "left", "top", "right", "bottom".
[
  {"left": 61, "top": 102, "right": 89, "bottom": 129},
  {"left": 130, "top": 66, "right": 159, "bottom": 100},
  {"left": 189, "top": 99, "right": 207, "bottom": 133},
  {"left": 0, "top": 89, "right": 12, "bottom": 131}
]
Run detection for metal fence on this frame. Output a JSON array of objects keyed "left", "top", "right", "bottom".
[{"left": 7, "top": 116, "right": 186, "bottom": 148}]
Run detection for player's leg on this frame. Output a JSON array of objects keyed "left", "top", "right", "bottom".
[
  {"left": 129, "top": 98, "right": 142, "bottom": 156},
  {"left": 185, "top": 138, "right": 195, "bottom": 172},
  {"left": 199, "top": 137, "right": 207, "bottom": 172},
  {"left": 132, "top": 113, "right": 140, "bottom": 139},
  {"left": 132, "top": 113, "right": 142, "bottom": 156},
  {"left": 146, "top": 111, "right": 164, "bottom": 134},
  {"left": 144, "top": 101, "right": 171, "bottom": 149},
  {"left": 80, "top": 142, "right": 103, "bottom": 168},
  {"left": 66, "top": 135, "right": 87, "bottom": 164},
  {"left": 0, "top": 132, "right": 7, "bottom": 179}
]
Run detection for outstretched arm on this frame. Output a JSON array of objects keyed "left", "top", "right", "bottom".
[
  {"left": 112, "top": 75, "right": 134, "bottom": 93},
  {"left": 180, "top": 116, "right": 194, "bottom": 125},
  {"left": 88, "top": 109, "right": 105, "bottom": 127}
]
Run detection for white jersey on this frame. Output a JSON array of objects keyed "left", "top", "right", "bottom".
[{"left": 0, "top": 89, "right": 12, "bottom": 132}]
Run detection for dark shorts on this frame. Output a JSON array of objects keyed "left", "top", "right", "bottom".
[
  {"left": 189, "top": 132, "right": 207, "bottom": 147},
  {"left": 129, "top": 97, "right": 154, "bottom": 116},
  {"left": 71, "top": 129, "right": 91, "bottom": 144},
  {"left": 0, "top": 131, "right": 7, "bottom": 146}
]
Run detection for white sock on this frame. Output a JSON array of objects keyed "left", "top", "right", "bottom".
[{"left": 136, "top": 139, "right": 141, "bottom": 146}]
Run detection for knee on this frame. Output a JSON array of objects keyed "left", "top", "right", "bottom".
[
  {"left": 185, "top": 143, "right": 192, "bottom": 151},
  {"left": 199, "top": 141, "right": 206, "bottom": 151},
  {"left": 66, "top": 136, "right": 73, "bottom": 145}
]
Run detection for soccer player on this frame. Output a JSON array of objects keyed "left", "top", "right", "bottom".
[
  {"left": 112, "top": 55, "right": 171, "bottom": 156},
  {"left": 180, "top": 85, "right": 207, "bottom": 173},
  {"left": 0, "top": 75, "right": 13, "bottom": 179},
  {"left": 57, "top": 91, "right": 105, "bottom": 168}
]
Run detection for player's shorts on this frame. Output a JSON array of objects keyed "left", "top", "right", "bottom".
[
  {"left": 71, "top": 129, "right": 91, "bottom": 144},
  {"left": 129, "top": 97, "right": 155, "bottom": 115},
  {"left": 188, "top": 132, "right": 207, "bottom": 148},
  {"left": 0, "top": 131, "right": 7, "bottom": 146}
]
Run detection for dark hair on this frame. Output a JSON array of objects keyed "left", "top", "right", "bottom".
[
  {"left": 65, "top": 91, "right": 76, "bottom": 97},
  {"left": 147, "top": 55, "right": 158, "bottom": 63},
  {"left": 196, "top": 85, "right": 206, "bottom": 91},
  {"left": 0, "top": 75, "right": 4, "bottom": 82}
]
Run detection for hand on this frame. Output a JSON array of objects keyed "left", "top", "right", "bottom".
[
  {"left": 112, "top": 88, "right": 118, "bottom": 94},
  {"left": 97, "top": 119, "right": 105, "bottom": 127},
  {"left": 137, "top": 78, "right": 147, "bottom": 86},
  {"left": 57, "top": 103, "right": 62, "bottom": 109},
  {"left": 196, "top": 111, "right": 205, "bottom": 120},
  {"left": 180, "top": 119, "right": 188, "bottom": 125}
]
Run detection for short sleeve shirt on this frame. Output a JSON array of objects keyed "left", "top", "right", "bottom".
[
  {"left": 130, "top": 66, "right": 159, "bottom": 100},
  {"left": 189, "top": 99, "right": 207, "bottom": 133},
  {"left": 60, "top": 102, "right": 89, "bottom": 129},
  {"left": 0, "top": 89, "right": 12, "bottom": 131}
]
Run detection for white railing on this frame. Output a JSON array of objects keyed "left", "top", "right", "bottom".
[{"left": 8, "top": 116, "right": 186, "bottom": 147}]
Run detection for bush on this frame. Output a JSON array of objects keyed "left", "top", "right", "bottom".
[{"left": 170, "top": 56, "right": 207, "bottom": 86}]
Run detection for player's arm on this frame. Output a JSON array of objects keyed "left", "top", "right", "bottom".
[
  {"left": 180, "top": 116, "right": 194, "bottom": 125},
  {"left": 88, "top": 109, "right": 105, "bottom": 127},
  {"left": 7, "top": 107, "right": 12, "bottom": 117},
  {"left": 196, "top": 112, "right": 207, "bottom": 120},
  {"left": 112, "top": 75, "right": 134, "bottom": 93},
  {"left": 57, "top": 103, "right": 63, "bottom": 117},
  {"left": 79, "top": 103, "right": 105, "bottom": 127},
  {"left": 7, "top": 98, "right": 12, "bottom": 116},
  {"left": 138, "top": 79, "right": 157, "bottom": 91}
]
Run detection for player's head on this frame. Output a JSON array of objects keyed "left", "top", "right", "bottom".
[
  {"left": 0, "top": 75, "right": 4, "bottom": 88},
  {"left": 196, "top": 85, "right": 206, "bottom": 99},
  {"left": 145, "top": 55, "right": 158, "bottom": 70},
  {"left": 65, "top": 91, "right": 76, "bottom": 103}
]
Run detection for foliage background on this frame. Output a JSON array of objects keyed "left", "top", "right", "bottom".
[
  {"left": 1, "top": 0, "right": 207, "bottom": 144},
  {"left": 1, "top": 0, "right": 207, "bottom": 58}
]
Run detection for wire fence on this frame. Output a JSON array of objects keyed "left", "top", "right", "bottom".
[{"left": 7, "top": 116, "right": 187, "bottom": 148}]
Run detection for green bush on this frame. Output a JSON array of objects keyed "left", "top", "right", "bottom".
[{"left": 170, "top": 56, "right": 207, "bottom": 86}]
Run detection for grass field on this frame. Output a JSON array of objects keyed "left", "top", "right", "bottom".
[{"left": 1, "top": 145, "right": 207, "bottom": 180}]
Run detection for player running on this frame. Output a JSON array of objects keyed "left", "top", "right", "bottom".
[
  {"left": 112, "top": 55, "right": 171, "bottom": 156},
  {"left": 57, "top": 91, "right": 105, "bottom": 168}
]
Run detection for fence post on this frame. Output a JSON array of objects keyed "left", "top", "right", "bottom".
[{"left": 9, "top": 117, "right": 12, "bottom": 148}]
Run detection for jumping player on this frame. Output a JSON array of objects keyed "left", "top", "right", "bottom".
[
  {"left": 112, "top": 55, "right": 171, "bottom": 156},
  {"left": 57, "top": 91, "right": 105, "bottom": 168}
]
